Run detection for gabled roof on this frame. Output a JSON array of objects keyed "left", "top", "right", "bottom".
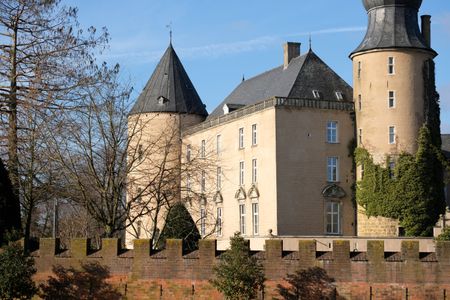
[
  {"left": 130, "top": 44, "right": 208, "bottom": 116},
  {"left": 208, "top": 50, "right": 353, "bottom": 118}
]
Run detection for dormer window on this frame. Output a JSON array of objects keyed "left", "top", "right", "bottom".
[
  {"left": 335, "top": 92, "right": 344, "bottom": 101},
  {"left": 157, "top": 96, "right": 169, "bottom": 105},
  {"left": 312, "top": 90, "right": 321, "bottom": 99}
]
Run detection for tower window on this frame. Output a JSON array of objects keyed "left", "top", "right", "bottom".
[
  {"left": 388, "top": 57, "right": 395, "bottom": 75},
  {"left": 358, "top": 128, "right": 362, "bottom": 145},
  {"left": 335, "top": 92, "right": 344, "bottom": 101},
  {"left": 357, "top": 61, "right": 362, "bottom": 79},
  {"left": 388, "top": 91, "right": 396, "bottom": 108},
  {"left": 358, "top": 95, "right": 362, "bottom": 111},
  {"left": 186, "top": 144, "right": 191, "bottom": 162},
  {"left": 389, "top": 126, "right": 396, "bottom": 144},
  {"left": 201, "top": 140, "right": 205, "bottom": 158},
  {"left": 312, "top": 90, "right": 321, "bottom": 99}
]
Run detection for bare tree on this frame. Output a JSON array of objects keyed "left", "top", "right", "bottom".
[{"left": 0, "top": 0, "right": 109, "bottom": 245}]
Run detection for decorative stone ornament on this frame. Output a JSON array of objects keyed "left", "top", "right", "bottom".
[
  {"left": 248, "top": 184, "right": 260, "bottom": 199},
  {"left": 322, "top": 184, "right": 346, "bottom": 199},
  {"left": 235, "top": 187, "right": 246, "bottom": 200}
]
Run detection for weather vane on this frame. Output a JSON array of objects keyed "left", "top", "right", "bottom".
[
  {"left": 166, "top": 22, "right": 173, "bottom": 44},
  {"left": 309, "top": 33, "right": 312, "bottom": 50}
]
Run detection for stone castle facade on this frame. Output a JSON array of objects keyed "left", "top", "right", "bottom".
[{"left": 125, "top": 0, "right": 448, "bottom": 248}]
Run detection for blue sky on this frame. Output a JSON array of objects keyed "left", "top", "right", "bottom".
[{"left": 65, "top": 0, "right": 450, "bottom": 132}]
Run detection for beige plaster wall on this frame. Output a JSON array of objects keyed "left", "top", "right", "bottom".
[
  {"left": 125, "top": 113, "right": 204, "bottom": 248},
  {"left": 275, "top": 107, "right": 355, "bottom": 236},
  {"left": 182, "top": 108, "right": 278, "bottom": 241},
  {"left": 352, "top": 49, "right": 434, "bottom": 237}
]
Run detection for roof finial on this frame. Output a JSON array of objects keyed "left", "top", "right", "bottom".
[
  {"left": 242, "top": 74, "right": 245, "bottom": 82},
  {"left": 166, "top": 22, "right": 173, "bottom": 45},
  {"left": 309, "top": 33, "right": 312, "bottom": 51}
]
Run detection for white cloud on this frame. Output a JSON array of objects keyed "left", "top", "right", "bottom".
[{"left": 99, "top": 26, "right": 366, "bottom": 64}]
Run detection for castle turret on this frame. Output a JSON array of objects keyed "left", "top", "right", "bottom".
[
  {"left": 351, "top": 0, "right": 437, "bottom": 236},
  {"left": 126, "top": 44, "right": 207, "bottom": 247}
]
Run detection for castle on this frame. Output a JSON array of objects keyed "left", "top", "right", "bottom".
[{"left": 125, "top": 0, "right": 448, "bottom": 248}]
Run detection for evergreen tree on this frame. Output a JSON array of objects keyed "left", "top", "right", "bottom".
[
  {"left": 0, "top": 244, "right": 37, "bottom": 299},
  {"left": 211, "top": 233, "right": 265, "bottom": 300},
  {"left": 0, "top": 158, "right": 21, "bottom": 245},
  {"left": 157, "top": 202, "right": 201, "bottom": 251}
]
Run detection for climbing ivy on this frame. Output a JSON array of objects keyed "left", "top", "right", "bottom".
[{"left": 355, "top": 126, "right": 446, "bottom": 236}]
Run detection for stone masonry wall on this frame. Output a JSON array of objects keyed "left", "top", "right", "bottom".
[{"left": 28, "top": 238, "right": 450, "bottom": 299}]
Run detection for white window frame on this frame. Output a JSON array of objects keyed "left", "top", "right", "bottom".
[
  {"left": 200, "top": 208, "right": 206, "bottom": 236},
  {"left": 252, "top": 124, "right": 257, "bottom": 146},
  {"left": 216, "top": 134, "right": 221, "bottom": 155},
  {"left": 335, "top": 92, "right": 344, "bottom": 101},
  {"left": 252, "top": 158, "right": 257, "bottom": 184},
  {"left": 388, "top": 56, "right": 395, "bottom": 75},
  {"left": 239, "top": 204, "right": 246, "bottom": 235},
  {"left": 216, "top": 207, "right": 223, "bottom": 237},
  {"left": 325, "top": 201, "right": 341, "bottom": 235},
  {"left": 327, "top": 121, "right": 338, "bottom": 143},
  {"left": 201, "top": 170, "right": 206, "bottom": 193},
  {"left": 201, "top": 140, "right": 205, "bottom": 158},
  {"left": 389, "top": 126, "right": 396, "bottom": 144},
  {"left": 252, "top": 202, "right": 259, "bottom": 236},
  {"left": 239, "top": 161, "right": 245, "bottom": 186},
  {"left": 327, "top": 157, "right": 339, "bottom": 182},
  {"left": 312, "top": 90, "right": 321, "bottom": 99},
  {"left": 239, "top": 127, "right": 244, "bottom": 149},
  {"left": 216, "top": 167, "right": 222, "bottom": 191},
  {"left": 388, "top": 91, "right": 396, "bottom": 108}
]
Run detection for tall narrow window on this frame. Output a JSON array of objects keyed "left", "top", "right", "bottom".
[
  {"left": 252, "top": 203, "right": 259, "bottom": 236},
  {"left": 216, "top": 207, "right": 223, "bottom": 237},
  {"left": 216, "top": 135, "right": 221, "bottom": 155},
  {"left": 137, "top": 220, "right": 142, "bottom": 238},
  {"left": 388, "top": 91, "right": 396, "bottom": 108},
  {"left": 239, "top": 204, "right": 246, "bottom": 235},
  {"left": 357, "top": 61, "right": 362, "bottom": 79},
  {"left": 137, "top": 188, "right": 142, "bottom": 203},
  {"left": 186, "top": 144, "right": 191, "bottom": 162},
  {"left": 201, "top": 140, "right": 205, "bottom": 158},
  {"left": 360, "top": 164, "right": 365, "bottom": 180},
  {"left": 252, "top": 124, "right": 257, "bottom": 146},
  {"left": 327, "top": 121, "right": 338, "bottom": 143},
  {"left": 326, "top": 202, "right": 341, "bottom": 234},
  {"left": 252, "top": 159, "right": 257, "bottom": 184},
  {"left": 358, "top": 128, "right": 362, "bottom": 145},
  {"left": 358, "top": 95, "right": 362, "bottom": 111},
  {"left": 389, "top": 161, "right": 396, "bottom": 179},
  {"left": 201, "top": 170, "right": 206, "bottom": 193},
  {"left": 389, "top": 126, "right": 396, "bottom": 144},
  {"left": 239, "top": 161, "right": 245, "bottom": 186},
  {"left": 138, "top": 144, "right": 144, "bottom": 161},
  {"left": 216, "top": 167, "right": 222, "bottom": 191},
  {"left": 388, "top": 57, "right": 395, "bottom": 75},
  {"left": 239, "top": 127, "right": 244, "bottom": 149},
  {"left": 187, "top": 174, "right": 191, "bottom": 192},
  {"left": 200, "top": 208, "right": 206, "bottom": 236},
  {"left": 327, "top": 157, "right": 339, "bottom": 182}
]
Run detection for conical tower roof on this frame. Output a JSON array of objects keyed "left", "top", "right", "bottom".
[{"left": 130, "top": 44, "right": 208, "bottom": 116}]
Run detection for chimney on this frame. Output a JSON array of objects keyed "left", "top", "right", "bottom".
[
  {"left": 283, "top": 42, "right": 301, "bottom": 69},
  {"left": 421, "top": 15, "right": 431, "bottom": 47}
]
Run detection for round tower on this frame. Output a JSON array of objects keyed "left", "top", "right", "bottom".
[
  {"left": 351, "top": 0, "right": 437, "bottom": 236},
  {"left": 126, "top": 44, "right": 207, "bottom": 248}
]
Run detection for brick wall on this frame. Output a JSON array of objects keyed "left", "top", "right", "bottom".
[{"left": 27, "top": 238, "right": 450, "bottom": 299}]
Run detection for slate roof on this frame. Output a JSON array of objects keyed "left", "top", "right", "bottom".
[
  {"left": 129, "top": 44, "right": 208, "bottom": 116},
  {"left": 208, "top": 50, "right": 353, "bottom": 118},
  {"left": 352, "top": 0, "right": 436, "bottom": 56}
]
